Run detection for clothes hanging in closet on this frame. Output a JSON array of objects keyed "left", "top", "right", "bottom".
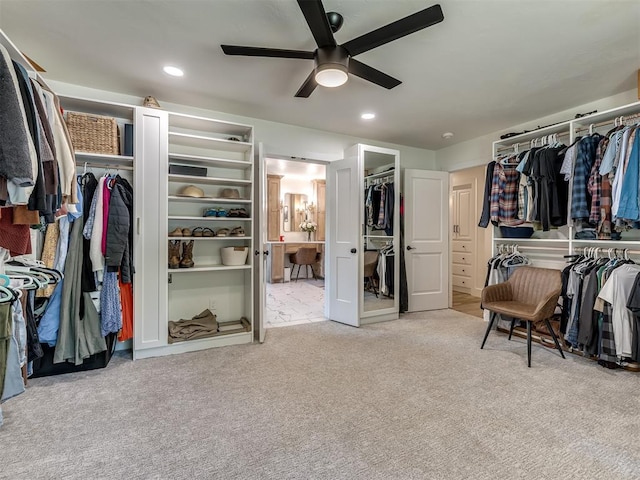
[
  {"left": 365, "top": 181, "right": 394, "bottom": 236},
  {"left": 377, "top": 244, "right": 395, "bottom": 297},
  {"left": 480, "top": 142, "right": 567, "bottom": 232},
  {"left": 481, "top": 247, "right": 532, "bottom": 325},
  {"left": 558, "top": 252, "right": 640, "bottom": 367}
]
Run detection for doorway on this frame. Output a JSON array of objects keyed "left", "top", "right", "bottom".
[{"left": 263, "top": 157, "right": 328, "bottom": 328}]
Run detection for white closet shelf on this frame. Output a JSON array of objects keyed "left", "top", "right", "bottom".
[
  {"left": 573, "top": 239, "right": 640, "bottom": 246},
  {"left": 168, "top": 174, "right": 251, "bottom": 187},
  {"left": 166, "top": 236, "right": 251, "bottom": 241},
  {"left": 494, "top": 238, "right": 569, "bottom": 243},
  {"left": 170, "top": 265, "right": 251, "bottom": 273},
  {"left": 134, "top": 332, "right": 252, "bottom": 360},
  {"left": 169, "top": 132, "right": 252, "bottom": 153},
  {"left": 364, "top": 235, "right": 393, "bottom": 239},
  {"left": 168, "top": 195, "right": 252, "bottom": 204},
  {"left": 169, "top": 153, "right": 251, "bottom": 170},
  {"left": 59, "top": 95, "right": 135, "bottom": 120},
  {"left": 75, "top": 152, "right": 134, "bottom": 167},
  {"left": 168, "top": 216, "right": 252, "bottom": 222},
  {"left": 169, "top": 112, "right": 253, "bottom": 138}
]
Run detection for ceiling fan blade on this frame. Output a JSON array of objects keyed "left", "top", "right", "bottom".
[
  {"left": 348, "top": 59, "right": 401, "bottom": 89},
  {"left": 342, "top": 4, "right": 444, "bottom": 57},
  {"left": 297, "top": 0, "right": 337, "bottom": 48},
  {"left": 221, "top": 45, "right": 315, "bottom": 60},
  {"left": 295, "top": 70, "right": 318, "bottom": 98}
]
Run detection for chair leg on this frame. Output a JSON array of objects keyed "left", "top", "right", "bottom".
[
  {"left": 508, "top": 318, "right": 516, "bottom": 341},
  {"left": 294, "top": 265, "right": 301, "bottom": 282},
  {"left": 481, "top": 312, "right": 497, "bottom": 350},
  {"left": 527, "top": 321, "right": 532, "bottom": 368},
  {"left": 545, "top": 318, "right": 566, "bottom": 359}
]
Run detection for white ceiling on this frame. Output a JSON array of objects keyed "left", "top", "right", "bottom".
[{"left": 1, "top": 0, "right": 639, "bottom": 150}]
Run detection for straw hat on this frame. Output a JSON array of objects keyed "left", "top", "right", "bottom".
[
  {"left": 143, "top": 96, "right": 162, "bottom": 109},
  {"left": 177, "top": 185, "right": 205, "bottom": 198},
  {"left": 220, "top": 188, "right": 240, "bottom": 199}
]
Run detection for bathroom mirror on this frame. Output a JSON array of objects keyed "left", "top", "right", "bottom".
[{"left": 283, "top": 193, "right": 308, "bottom": 232}]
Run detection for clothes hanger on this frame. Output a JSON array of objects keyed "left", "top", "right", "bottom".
[{"left": 0, "top": 285, "right": 16, "bottom": 303}]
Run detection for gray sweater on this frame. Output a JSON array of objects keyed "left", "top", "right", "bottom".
[{"left": 0, "top": 45, "right": 34, "bottom": 187}]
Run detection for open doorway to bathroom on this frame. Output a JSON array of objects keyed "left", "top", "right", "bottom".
[{"left": 264, "top": 157, "right": 327, "bottom": 328}]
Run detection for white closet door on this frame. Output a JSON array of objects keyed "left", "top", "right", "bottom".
[
  {"left": 326, "top": 156, "right": 360, "bottom": 326},
  {"left": 253, "top": 143, "right": 267, "bottom": 343},
  {"left": 405, "top": 169, "right": 449, "bottom": 312},
  {"left": 134, "top": 107, "right": 168, "bottom": 355}
]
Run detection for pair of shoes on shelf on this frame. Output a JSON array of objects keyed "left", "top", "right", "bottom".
[
  {"left": 192, "top": 227, "right": 215, "bottom": 237},
  {"left": 230, "top": 226, "right": 245, "bottom": 237},
  {"left": 227, "top": 208, "right": 249, "bottom": 218},
  {"left": 169, "top": 227, "right": 194, "bottom": 237},
  {"left": 203, "top": 208, "right": 228, "bottom": 217},
  {"left": 168, "top": 240, "right": 194, "bottom": 268}
]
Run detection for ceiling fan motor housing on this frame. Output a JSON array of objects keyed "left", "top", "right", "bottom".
[{"left": 314, "top": 45, "right": 349, "bottom": 73}]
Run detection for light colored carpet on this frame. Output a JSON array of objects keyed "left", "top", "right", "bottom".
[{"left": 1, "top": 309, "right": 639, "bottom": 480}]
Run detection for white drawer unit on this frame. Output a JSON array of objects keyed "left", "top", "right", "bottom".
[
  {"left": 452, "top": 275, "right": 471, "bottom": 288},
  {"left": 452, "top": 241, "right": 471, "bottom": 253},
  {"left": 452, "top": 264, "right": 471, "bottom": 278},
  {"left": 452, "top": 252, "right": 472, "bottom": 265}
]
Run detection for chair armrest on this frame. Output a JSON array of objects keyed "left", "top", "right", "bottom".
[
  {"left": 532, "top": 289, "right": 562, "bottom": 320},
  {"left": 482, "top": 282, "right": 513, "bottom": 304}
]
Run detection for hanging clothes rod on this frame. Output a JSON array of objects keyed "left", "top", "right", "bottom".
[
  {"left": 364, "top": 170, "right": 394, "bottom": 180},
  {"left": 495, "top": 132, "right": 571, "bottom": 153},
  {"left": 496, "top": 244, "right": 568, "bottom": 251},
  {"left": 573, "top": 112, "right": 640, "bottom": 134},
  {"left": 82, "top": 163, "right": 134, "bottom": 171}
]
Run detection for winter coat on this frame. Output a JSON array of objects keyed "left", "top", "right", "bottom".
[{"left": 105, "top": 177, "right": 134, "bottom": 283}]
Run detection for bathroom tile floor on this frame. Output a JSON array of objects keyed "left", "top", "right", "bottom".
[{"left": 266, "top": 278, "right": 326, "bottom": 328}]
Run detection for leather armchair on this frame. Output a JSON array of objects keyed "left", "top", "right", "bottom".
[{"left": 480, "top": 266, "right": 565, "bottom": 367}]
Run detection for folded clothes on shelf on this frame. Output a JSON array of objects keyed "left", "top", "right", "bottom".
[{"left": 168, "top": 309, "right": 218, "bottom": 343}]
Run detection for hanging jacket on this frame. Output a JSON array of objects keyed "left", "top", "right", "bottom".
[{"left": 105, "top": 177, "right": 134, "bottom": 283}]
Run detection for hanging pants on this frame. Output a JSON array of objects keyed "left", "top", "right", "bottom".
[{"left": 0, "top": 302, "right": 12, "bottom": 396}]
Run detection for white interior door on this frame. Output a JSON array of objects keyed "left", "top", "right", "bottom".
[
  {"left": 326, "top": 156, "right": 360, "bottom": 326},
  {"left": 405, "top": 169, "right": 449, "bottom": 312},
  {"left": 253, "top": 143, "right": 266, "bottom": 343}
]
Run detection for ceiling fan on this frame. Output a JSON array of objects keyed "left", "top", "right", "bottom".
[{"left": 221, "top": 0, "right": 444, "bottom": 98}]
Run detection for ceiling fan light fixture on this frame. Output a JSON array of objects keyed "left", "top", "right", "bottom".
[{"left": 315, "top": 65, "right": 348, "bottom": 87}]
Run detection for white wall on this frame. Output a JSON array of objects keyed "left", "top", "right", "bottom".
[
  {"left": 435, "top": 89, "right": 639, "bottom": 172},
  {"left": 48, "top": 80, "right": 437, "bottom": 169}
]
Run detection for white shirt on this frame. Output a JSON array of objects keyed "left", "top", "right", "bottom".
[{"left": 597, "top": 264, "right": 640, "bottom": 358}]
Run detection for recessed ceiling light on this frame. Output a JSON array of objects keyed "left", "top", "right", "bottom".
[
  {"left": 442, "top": 132, "right": 454, "bottom": 139},
  {"left": 361, "top": 113, "right": 375, "bottom": 120},
  {"left": 163, "top": 65, "right": 184, "bottom": 77}
]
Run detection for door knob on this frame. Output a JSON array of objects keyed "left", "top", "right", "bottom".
[
  {"left": 263, "top": 250, "right": 269, "bottom": 256},
  {"left": 407, "top": 246, "right": 414, "bottom": 251},
  {"left": 254, "top": 250, "right": 260, "bottom": 256},
  {"left": 350, "top": 248, "right": 357, "bottom": 254}
]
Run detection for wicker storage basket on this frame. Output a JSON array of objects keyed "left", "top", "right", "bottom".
[{"left": 65, "top": 111, "right": 120, "bottom": 155}]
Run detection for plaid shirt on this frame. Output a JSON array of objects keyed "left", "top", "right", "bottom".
[
  {"left": 490, "top": 160, "right": 523, "bottom": 226},
  {"left": 587, "top": 137, "right": 610, "bottom": 225},
  {"left": 571, "top": 134, "right": 603, "bottom": 221}
]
